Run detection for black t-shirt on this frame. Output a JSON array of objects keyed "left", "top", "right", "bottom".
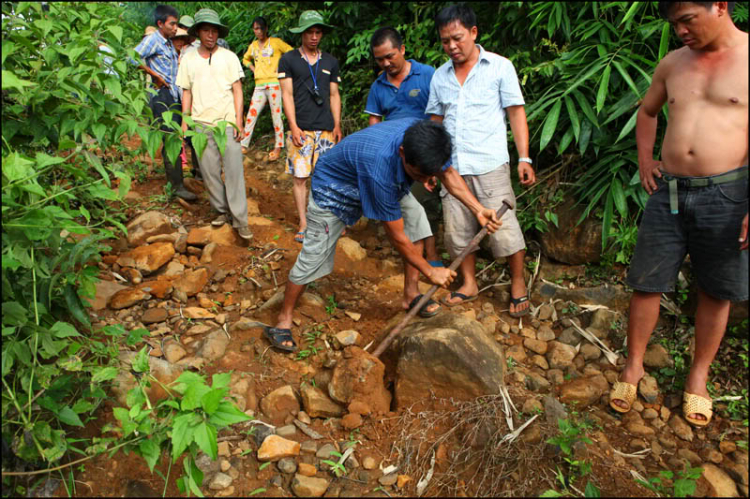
[{"left": 278, "top": 49, "right": 341, "bottom": 131}]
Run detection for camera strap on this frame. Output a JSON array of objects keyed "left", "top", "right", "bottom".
[{"left": 301, "top": 49, "right": 321, "bottom": 91}]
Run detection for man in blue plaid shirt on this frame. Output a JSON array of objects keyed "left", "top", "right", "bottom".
[{"left": 133, "top": 5, "right": 197, "bottom": 202}]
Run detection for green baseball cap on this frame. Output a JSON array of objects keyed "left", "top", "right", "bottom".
[
  {"left": 289, "top": 10, "right": 334, "bottom": 34},
  {"left": 188, "top": 8, "right": 229, "bottom": 39},
  {"left": 178, "top": 15, "right": 194, "bottom": 29}
]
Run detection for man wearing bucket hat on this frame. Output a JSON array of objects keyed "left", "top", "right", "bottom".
[
  {"left": 278, "top": 10, "right": 342, "bottom": 244},
  {"left": 177, "top": 8, "right": 254, "bottom": 241},
  {"left": 178, "top": 15, "right": 200, "bottom": 57},
  {"left": 133, "top": 5, "right": 197, "bottom": 202}
]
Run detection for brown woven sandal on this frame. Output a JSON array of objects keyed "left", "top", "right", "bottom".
[
  {"left": 683, "top": 392, "right": 712, "bottom": 427},
  {"left": 609, "top": 381, "right": 637, "bottom": 413}
]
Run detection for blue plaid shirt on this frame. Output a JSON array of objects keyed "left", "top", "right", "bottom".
[
  {"left": 311, "top": 118, "right": 447, "bottom": 226},
  {"left": 133, "top": 31, "right": 179, "bottom": 100}
]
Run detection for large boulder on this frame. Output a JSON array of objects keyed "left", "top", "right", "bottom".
[
  {"left": 126, "top": 211, "right": 173, "bottom": 247},
  {"left": 539, "top": 198, "right": 602, "bottom": 265},
  {"left": 116, "top": 242, "right": 175, "bottom": 275},
  {"left": 393, "top": 313, "right": 505, "bottom": 409}
]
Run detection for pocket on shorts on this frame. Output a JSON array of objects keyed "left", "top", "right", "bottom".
[{"left": 717, "top": 180, "right": 748, "bottom": 204}]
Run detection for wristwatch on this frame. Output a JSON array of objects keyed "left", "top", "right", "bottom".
[{"left": 518, "top": 157, "right": 533, "bottom": 164}]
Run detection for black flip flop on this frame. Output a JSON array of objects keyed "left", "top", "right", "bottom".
[
  {"left": 509, "top": 294, "right": 531, "bottom": 318},
  {"left": 263, "top": 327, "right": 297, "bottom": 352},
  {"left": 407, "top": 294, "right": 441, "bottom": 318},
  {"left": 440, "top": 291, "right": 477, "bottom": 308}
]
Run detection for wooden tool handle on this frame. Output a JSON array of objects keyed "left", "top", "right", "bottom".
[{"left": 372, "top": 200, "right": 513, "bottom": 358}]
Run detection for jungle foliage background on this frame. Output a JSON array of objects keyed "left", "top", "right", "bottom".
[{"left": 2, "top": 0, "right": 748, "bottom": 494}]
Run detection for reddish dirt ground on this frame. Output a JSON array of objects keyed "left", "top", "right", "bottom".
[{"left": 34, "top": 137, "right": 748, "bottom": 498}]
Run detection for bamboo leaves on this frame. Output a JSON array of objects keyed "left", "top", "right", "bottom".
[{"left": 540, "top": 100, "right": 562, "bottom": 152}]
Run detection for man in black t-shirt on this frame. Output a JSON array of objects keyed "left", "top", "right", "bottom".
[{"left": 278, "top": 10, "right": 342, "bottom": 243}]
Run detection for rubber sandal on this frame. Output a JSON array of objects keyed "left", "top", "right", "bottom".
[
  {"left": 683, "top": 392, "right": 712, "bottom": 427},
  {"left": 268, "top": 149, "right": 280, "bottom": 161},
  {"left": 428, "top": 260, "right": 445, "bottom": 268},
  {"left": 407, "top": 294, "right": 440, "bottom": 318},
  {"left": 294, "top": 232, "right": 304, "bottom": 243},
  {"left": 509, "top": 294, "right": 531, "bottom": 318},
  {"left": 263, "top": 327, "right": 297, "bottom": 352},
  {"left": 440, "top": 291, "right": 477, "bottom": 308},
  {"left": 609, "top": 381, "right": 637, "bottom": 413}
]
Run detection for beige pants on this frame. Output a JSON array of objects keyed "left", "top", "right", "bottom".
[{"left": 441, "top": 165, "right": 525, "bottom": 258}]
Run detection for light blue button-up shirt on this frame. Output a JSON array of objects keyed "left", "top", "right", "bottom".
[{"left": 426, "top": 45, "right": 525, "bottom": 176}]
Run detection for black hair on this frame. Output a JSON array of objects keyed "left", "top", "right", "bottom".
[
  {"left": 402, "top": 120, "right": 452, "bottom": 176},
  {"left": 252, "top": 16, "right": 268, "bottom": 33},
  {"left": 658, "top": 2, "right": 735, "bottom": 19},
  {"left": 154, "top": 5, "right": 179, "bottom": 27},
  {"left": 435, "top": 4, "right": 477, "bottom": 32},
  {"left": 370, "top": 27, "right": 403, "bottom": 52}
]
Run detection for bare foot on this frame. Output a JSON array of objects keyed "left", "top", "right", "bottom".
[
  {"left": 241, "top": 146, "right": 249, "bottom": 155},
  {"left": 611, "top": 363, "right": 645, "bottom": 411},
  {"left": 268, "top": 148, "right": 281, "bottom": 161},
  {"left": 509, "top": 277, "right": 530, "bottom": 316}
]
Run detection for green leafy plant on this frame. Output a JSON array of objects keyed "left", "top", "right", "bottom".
[
  {"left": 543, "top": 417, "right": 599, "bottom": 497},
  {"left": 325, "top": 294, "right": 338, "bottom": 316},
  {"left": 635, "top": 467, "right": 703, "bottom": 497},
  {"left": 322, "top": 450, "right": 347, "bottom": 477},
  {"left": 111, "top": 355, "right": 251, "bottom": 496}
]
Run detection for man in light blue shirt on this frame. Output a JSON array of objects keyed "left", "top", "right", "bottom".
[
  {"left": 426, "top": 4, "right": 536, "bottom": 317},
  {"left": 366, "top": 27, "right": 444, "bottom": 268}
]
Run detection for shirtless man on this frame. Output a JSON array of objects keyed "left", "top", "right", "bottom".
[{"left": 609, "top": 1, "right": 748, "bottom": 427}]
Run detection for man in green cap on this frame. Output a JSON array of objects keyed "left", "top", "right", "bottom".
[
  {"left": 178, "top": 15, "right": 200, "bottom": 57},
  {"left": 177, "top": 8, "right": 254, "bottom": 241},
  {"left": 278, "top": 10, "right": 342, "bottom": 244}
]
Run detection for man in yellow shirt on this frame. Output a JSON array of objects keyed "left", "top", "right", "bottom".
[
  {"left": 241, "top": 16, "right": 293, "bottom": 160},
  {"left": 177, "top": 8, "right": 253, "bottom": 241}
]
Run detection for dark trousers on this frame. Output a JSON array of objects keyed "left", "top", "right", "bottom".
[{"left": 148, "top": 87, "right": 188, "bottom": 189}]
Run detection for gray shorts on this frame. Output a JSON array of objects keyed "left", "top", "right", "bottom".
[
  {"left": 288, "top": 193, "right": 432, "bottom": 285},
  {"left": 441, "top": 165, "right": 525, "bottom": 259},
  {"left": 626, "top": 166, "right": 748, "bottom": 301}
]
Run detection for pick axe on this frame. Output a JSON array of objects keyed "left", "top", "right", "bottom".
[{"left": 372, "top": 199, "right": 514, "bottom": 358}]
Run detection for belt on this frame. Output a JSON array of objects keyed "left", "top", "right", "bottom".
[{"left": 661, "top": 168, "right": 748, "bottom": 214}]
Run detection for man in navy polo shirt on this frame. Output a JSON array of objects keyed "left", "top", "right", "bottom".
[
  {"left": 262, "top": 119, "right": 501, "bottom": 351},
  {"left": 365, "top": 27, "right": 444, "bottom": 268}
]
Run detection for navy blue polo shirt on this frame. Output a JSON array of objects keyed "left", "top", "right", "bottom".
[
  {"left": 311, "top": 118, "right": 447, "bottom": 226},
  {"left": 364, "top": 60, "right": 435, "bottom": 121}
]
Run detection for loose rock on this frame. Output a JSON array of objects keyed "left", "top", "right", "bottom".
[
  {"left": 208, "top": 472, "right": 233, "bottom": 490},
  {"left": 702, "top": 463, "right": 739, "bottom": 497},
  {"left": 117, "top": 242, "right": 175, "bottom": 275},
  {"left": 546, "top": 341, "right": 577, "bottom": 370},
  {"left": 126, "top": 211, "right": 172, "bottom": 247},
  {"left": 278, "top": 457, "right": 298, "bottom": 474},
  {"left": 109, "top": 288, "right": 151, "bottom": 310},
  {"left": 669, "top": 415, "right": 694, "bottom": 442},
  {"left": 291, "top": 474, "right": 329, "bottom": 497},
  {"left": 258, "top": 435, "right": 301, "bottom": 462},
  {"left": 261, "top": 385, "right": 301, "bottom": 425},
  {"left": 638, "top": 374, "right": 659, "bottom": 404}
]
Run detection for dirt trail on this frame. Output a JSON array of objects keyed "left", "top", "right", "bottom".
[{"left": 51, "top": 142, "right": 749, "bottom": 498}]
